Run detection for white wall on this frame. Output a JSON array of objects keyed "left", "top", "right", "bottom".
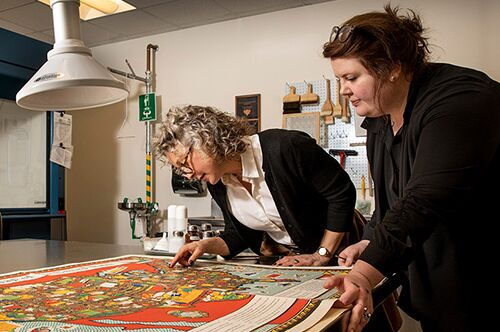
[{"left": 66, "top": 0, "right": 500, "bottom": 245}]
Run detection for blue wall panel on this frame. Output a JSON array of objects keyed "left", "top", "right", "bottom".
[{"left": 0, "top": 27, "right": 51, "bottom": 101}]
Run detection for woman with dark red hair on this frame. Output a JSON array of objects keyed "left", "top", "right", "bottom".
[{"left": 322, "top": 5, "right": 499, "bottom": 332}]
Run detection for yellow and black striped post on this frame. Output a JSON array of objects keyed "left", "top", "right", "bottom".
[{"left": 146, "top": 152, "right": 152, "bottom": 203}]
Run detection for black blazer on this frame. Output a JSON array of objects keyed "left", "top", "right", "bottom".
[
  {"left": 208, "top": 129, "right": 356, "bottom": 257},
  {"left": 360, "top": 63, "right": 500, "bottom": 330}
]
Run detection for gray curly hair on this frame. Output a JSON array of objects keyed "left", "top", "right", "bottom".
[{"left": 154, "top": 105, "right": 252, "bottom": 164}]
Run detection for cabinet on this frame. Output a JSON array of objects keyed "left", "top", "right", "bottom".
[{"left": 0, "top": 214, "right": 66, "bottom": 240}]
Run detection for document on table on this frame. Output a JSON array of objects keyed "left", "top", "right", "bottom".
[
  {"left": 192, "top": 295, "right": 335, "bottom": 332},
  {"left": 274, "top": 278, "right": 337, "bottom": 299}
]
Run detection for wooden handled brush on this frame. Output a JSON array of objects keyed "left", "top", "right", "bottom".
[
  {"left": 321, "top": 78, "right": 334, "bottom": 116},
  {"left": 301, "top": 83, "right": 319, "bottom": 104},
  {"left": 333, "top": 78, "right": 342, "bottom": 118}
]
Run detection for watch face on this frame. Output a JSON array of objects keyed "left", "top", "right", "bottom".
[{"left": 318, "top": 247, "right": 327, "bottom": 256}]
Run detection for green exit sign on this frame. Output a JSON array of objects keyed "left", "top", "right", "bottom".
[{"left": 139, "top": 93, "right": 156, "bottom": 122}]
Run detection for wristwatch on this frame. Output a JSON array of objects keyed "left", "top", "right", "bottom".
[{"left": 317, "top": 247, "right": 332, "bottom": 258}]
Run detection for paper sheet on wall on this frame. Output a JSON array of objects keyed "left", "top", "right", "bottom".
[
  {"left": 53, "top": 112, "right": 72, "bottom": 146},
  {"left": 50, "top": 144, "right": 73, "bottom": 169},
  {"left": 50, "top": 112, "right": 73, "bottom": 168}
]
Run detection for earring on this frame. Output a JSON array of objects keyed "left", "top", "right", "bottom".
[{"left": 390, "top": 76, "right": 396, "bottom": 82}]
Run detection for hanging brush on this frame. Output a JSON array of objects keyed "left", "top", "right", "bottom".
[
  {"left": 283, "top": 84, "right": 301, "bottom": 114},
  {"left": 300, "top": 81, "right": 319, "bottom": 104},
  {"left": 321, "top": 76, "right": 335, "bottom": 124}
]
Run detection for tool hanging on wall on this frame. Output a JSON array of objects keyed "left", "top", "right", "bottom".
[
  {"left": 283, "top": 84, "right": 301, "bottom": 114},
  {"left": 333, "top": 78, "right": 343, "bottom": 118},
  {"left": 368, "top": 165, "right": 374, "bottom": 197},
  {"left": 329, "top": 149, "right": 358, "bottom": 168},
  {"left": 341, "top": 94, "right": 350, "bottom": 123},
  {"left": 356, "top": 175, "right": 371, "bottom": 215},
  {"left": 321, "top": 76, "right": 334, "bottom": 125},
  {"left": 300, "top": 81, "right": 319, "bottom": 104}
]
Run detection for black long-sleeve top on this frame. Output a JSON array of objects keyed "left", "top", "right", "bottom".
[
  {"left": 360, "top": 63, "right": 500, "bottom": 330},
  {"left": 208, "top": 129, "right": 356, "bottom": 257}
]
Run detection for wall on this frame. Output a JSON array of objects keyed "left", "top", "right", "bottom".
[{"left": 66, "top": 0, "right": 500, "bottom": 245}]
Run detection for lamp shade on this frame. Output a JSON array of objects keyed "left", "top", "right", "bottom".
[
  {"left": 16, "top": 51, "right": 129, "bottom": 111},
  {"left": 16, "top": 0, "right": 129, "bottom": 111}
]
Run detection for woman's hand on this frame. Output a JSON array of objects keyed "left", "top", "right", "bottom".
[
  {"left": 169, "top": 237, "right": 230, "bottom": 268},
  {"left": 337, "top": 240, "right": 370, "bottom": 266},
  {"left": 323, "top": 270, "right": 374, "bottom": 332},
  {"left": 275, "top": 253, "right": 330, "bottom": 267},
  {"left": 169, "top": 241, "right": 207, "bottom": 267}
]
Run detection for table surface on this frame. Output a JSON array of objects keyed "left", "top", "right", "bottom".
[
  {"left": 0, "top": 239, "right": 348, "bottom": 331},
  {"left": 0, "top": 239, "right": 144, "bottom": 274}
]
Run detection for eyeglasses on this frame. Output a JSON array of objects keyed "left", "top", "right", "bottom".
[
  {"left": 173, "top": 147, "right": 194, "bottom": 176},
  {"left": 329, "top": 25, "right": 355, "bottom": 43}
]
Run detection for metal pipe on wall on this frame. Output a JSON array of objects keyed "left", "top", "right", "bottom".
[{"left": 145, "top": 44, "right": 158, "bottom": 204}]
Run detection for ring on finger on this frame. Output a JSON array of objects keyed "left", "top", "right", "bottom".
[
  {"left": 293, "top": 258, "right": 300, "bottom": 264},
  {"left": 362, "top": 307, "right": 372, "bottom": 321}
]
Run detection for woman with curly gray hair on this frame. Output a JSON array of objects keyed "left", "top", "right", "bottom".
[
  {"left": 155, "top": 105, "right": 357, "bottom": 269},
  {"left": 155, "top": 105, "right": 252, "bottom": 184}
]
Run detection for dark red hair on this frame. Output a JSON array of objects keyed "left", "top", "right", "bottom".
[{"left": 323, "top": 5, "right": 430, "bottom": 84}]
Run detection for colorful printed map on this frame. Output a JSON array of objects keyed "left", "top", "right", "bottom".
[{"left": 0, "top": 255, "right": 347, "bottom": 332}]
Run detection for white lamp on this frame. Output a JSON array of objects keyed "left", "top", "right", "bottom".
[{"left": 16, "top": 0, "right": 129, "bottom": 111}]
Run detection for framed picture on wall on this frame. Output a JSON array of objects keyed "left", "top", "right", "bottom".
[{"left": 235, "top": 94, "right": 261, "bottom": 134}]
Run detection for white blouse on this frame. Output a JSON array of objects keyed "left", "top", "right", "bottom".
[{"left": 221, "top": 135, "right": 293, "bottom": 246}]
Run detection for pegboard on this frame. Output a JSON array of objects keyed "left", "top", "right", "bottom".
[{"left": 283, "top": 79, "right": 369, "bottom": 189}]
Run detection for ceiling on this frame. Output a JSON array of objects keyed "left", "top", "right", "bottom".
[{"left": 0, "top": 0, "right": 333, "bottom": 47}]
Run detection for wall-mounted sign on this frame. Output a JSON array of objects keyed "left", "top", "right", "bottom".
[{"left": 139, "top": 93, "right": 156, "bottom": 122}]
